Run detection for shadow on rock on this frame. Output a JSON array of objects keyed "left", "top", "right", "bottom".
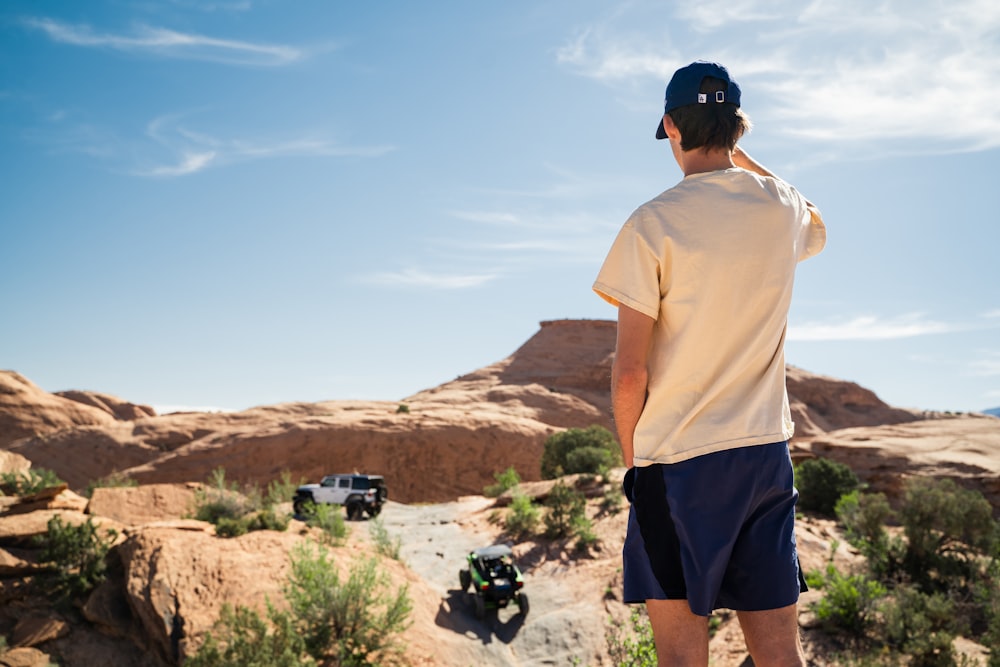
[{"left": 435, "top": 589, "right": 527, "bottom": 645}]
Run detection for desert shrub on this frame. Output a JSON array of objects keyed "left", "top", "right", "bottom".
[
  {"left": 881, "top": 586, "right": 959, "bottom": 667},
  {"left": 899, "top": 477, "right": 999, "bottom": 593},
  {"left": 505, "top": 492, "right": 540, "bottom": 536},
  {"left": 264, "top": 471, "right": 301, "bottom": 508},
  {"left": 34, "top": 515, "right": 117, "bottom": 601},
  {"left": 249, "top": 508, "right": 291, "bottom": 533},
  {"left": 544, "top": 482, "right": 587, "bottom": 538},
  {"left": 186, "top": 602, "right": 316, "bottom": 667},
  {"left": 84, "top": 470, "right": 138, "bottom": 498},
  {"left": 600, "top": 483, "right": 624, "bottom": 514},
  {"left": 307, "top": 502, "right": 348, "bottom": 545},
  {"left": 483, "top": 466, "right": 521, "bottom": 498},
  {"left": 194, "top": 468, "right": 251, "bottom": 524},
  {"left": 833, "top": 477, "right": 1000, "bottom": 660},
  {"left": 811, "top": 563, "right": 887, "bottom": 637},
  {"left": 1, "top": 468, "right": 64, "bottom": 496},
  {"left": 835, "top": 490, "right": 904, "bottom": 580},
  {"left": 368, "top": 518, "right": 402, "bottom": 561},
  {"left": 283, "top": 541, "right": 412, "bottom": 666},
  {"left": 395, "top": 404, "right": 410, "bottom": 414},
  {"left": 795, "top": 457, "right": 860, "bottom": 516},
  {"left": 572, "top": 514, "right": 599, "bottom": 552},
  {"left": 540, "top": 426, "right": 620, "bottom": 479},
  {"left": 606, "top": 608, "right": 657, "bottom": 667}
]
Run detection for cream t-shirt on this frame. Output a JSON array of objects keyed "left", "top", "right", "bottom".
[{"left": 593, "top": 167, "right": 826, "bottom": 465}]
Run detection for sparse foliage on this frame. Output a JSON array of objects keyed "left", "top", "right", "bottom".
[
  {"left": 306, "top": 502, "right": 349, "bottom": 545},
  {"left": 483, "top": 466, "right": 521, "bottom": 498},
  {"left": 606, "top": 608, "right": 657, "bottom": 667},
  {"left": 369, "top": 518, "right": 402, "bottom": 561},
  {"left": 1, "top": 468, "right": 64, "bottom": 496},
  {"left": 84, "top": 470, "right": 138, "bottom": 498}
]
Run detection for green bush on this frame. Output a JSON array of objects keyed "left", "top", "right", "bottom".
[
  {"left": 505, "top": 492, "right": 540, "bottom": 536},
  {"left": 1, "top": 468, "right": 64, "bottom": 496},
  {"left": 882, "top": 586, "right": 958, "bottom": 667},
  {"left": 34, "top": 515, "right": 117, "bottom": 601},
  {"left": 899, "top": 477, "right": 999, "bottom": 592},
  {"left": 811, "top": 563, "right": 887, "bottom": 637},
  {"left": 605, "top": 608, "right": 657, "bottom": 667},
  {"left": 795, "top": 457, "right": 860, "bottom": 516},
  {"left": 832, "top": 477, "right": 1000, "bottom": 661},
  {"left": 306, "top": 502, "right": 348, "bottom": 546},
  {"left": 483, "top": 466, "right": 521, "bottom": 498},
  {"left": 283, "top": 542, "right": 412, "bottom": 666},
  {"left": 186, "top": 602, "right": 316, "bottom": 667},
  {"left": 540, "top": 426, "right": 620, "bottom": 479},
  {"left": 368, "top": 518, "right": 402, "bottom": 561},
  {"left": 264, "top": 471, "right": 302, "bottom": 508}
]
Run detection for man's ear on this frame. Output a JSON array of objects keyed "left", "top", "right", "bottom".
[{"left": 661, "top": 114, "right": 679, "bottom": 141}]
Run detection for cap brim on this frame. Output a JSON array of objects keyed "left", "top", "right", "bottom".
[{"left": 655, "top": 116, "right": 667, "bottom": 140}]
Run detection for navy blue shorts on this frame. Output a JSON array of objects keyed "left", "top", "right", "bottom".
[{"left": 622, "top": 442, "right": 806, "bottom": 616}]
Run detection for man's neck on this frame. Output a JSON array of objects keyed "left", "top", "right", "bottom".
[{"left": 678, "top": 147, "right": 735, "bottom": 177}]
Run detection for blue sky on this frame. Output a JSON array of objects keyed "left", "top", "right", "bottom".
[{"left": 2, "top": 0, "right": 998, "bottom": 415}]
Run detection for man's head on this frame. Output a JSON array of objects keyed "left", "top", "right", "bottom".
[{"left": 655, "top": 61, "right": 751, "bottom": 153}]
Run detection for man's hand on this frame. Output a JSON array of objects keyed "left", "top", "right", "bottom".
[{"left": 611, "top": 303, "right": 655, "bottom": 468}]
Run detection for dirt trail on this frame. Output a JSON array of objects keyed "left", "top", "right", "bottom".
[{"left": 376, "top": 498, "right": 615, "bottom": 666}]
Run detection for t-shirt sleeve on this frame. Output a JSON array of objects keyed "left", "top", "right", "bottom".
[
  {"left": 592, "top": 219, "right": 661, "bottom": 319},
  {"left": 797, "top": 202, "right": 827, "bottom": 262}
]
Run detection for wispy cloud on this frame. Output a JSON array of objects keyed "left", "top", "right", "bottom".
[
  {"left": 136, "top": 113, "right": 395, "bottom": 177},
  {"left": 969, "top": 352, "right": 1000, "bottom": 377},
  {"left": 359, "top": 269, "right": 499, "bottom": 290},
  {"left": 788, "top": 313, "right": 962, "bottom": 341},
  {"left": 557, "top": 0, "right": 1000, "bottom": 152},
  {"left": 24, "top": 17, "right": 302, "bottom": 66}
]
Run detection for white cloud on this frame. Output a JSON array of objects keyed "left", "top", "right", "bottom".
[
  {"left": 557, "top": 0, "right": 1000, "bottom": 152},
  {"left": 24, "top": 17, "right": 302, "bottom": 66},
  {"left": 136, "top": 113, "right": 394, "bottom": 177},
  {"left": 788, "top": 313, "right": 959, "bottom": 341},
  {"left": 969, "top": 352, "right": 1000, "bottom": 377},
  {"left": 143, "top": 151, "right": 216, "bottom": 177},
  {"left": 360, "top": 269, "right": 498, "bottom": 290}
]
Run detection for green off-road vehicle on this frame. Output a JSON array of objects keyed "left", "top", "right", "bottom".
[{"left": 459, "top": 544, "right": 529, "bottom": 619}]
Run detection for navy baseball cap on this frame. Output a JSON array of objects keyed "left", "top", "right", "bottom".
[{"left": 655, "top": 61, "right": 741, "bottom": 140}]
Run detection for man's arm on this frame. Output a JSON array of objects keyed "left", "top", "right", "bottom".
[
  {"left": 733, "top": 145, "right": 818, "bottom": 209},
  {"left": 611, "top": 303, "right": 656, "bottom": 468}
]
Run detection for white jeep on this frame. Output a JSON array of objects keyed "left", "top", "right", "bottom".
[{"left": 293, "top": 474, "right": 387, "bottom": 520}]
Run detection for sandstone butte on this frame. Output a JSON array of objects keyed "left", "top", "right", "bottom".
[{"left": 0, "top": 318, "right": 997, "bottom": 667}]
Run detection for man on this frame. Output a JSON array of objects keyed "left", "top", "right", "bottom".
[{"left": 593, "top": 61, "right": 826, "bottom": 666}]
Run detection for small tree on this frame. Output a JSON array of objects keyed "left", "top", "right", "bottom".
[
  {"left": 794, "top": 457, "right": 860, "bottom": 516},
  {"left": 34, "top": 515, "right": 118, "bottom": 601},
  {"left": 1, "top": 468, "right": 64, "bottom": 496},
  {"left": 544, "top": 482, "right": 587, "bottom": 538},
  {"left": 505, "top": 492, "right": 540, "bottom": 537},
  {"left": 540, "top": 426, "right": 620, "bottom": 479}
]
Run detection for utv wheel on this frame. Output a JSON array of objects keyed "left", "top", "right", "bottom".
[
  {"left": 517, "top": 592, "right": 529, "bottom": 616},
  {"left": 473, "top": 594, "right": 485, "bottom": 620},
  {"left": 346, "top": 501, "right": 364, "bottom": 521},
  {"left": 459, "top": 569, "right": 471, "bottom": 592},
  {"left": 293, "top": 500, "right": 315, "bottom": 517}
]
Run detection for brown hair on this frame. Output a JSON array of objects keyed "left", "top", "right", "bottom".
[{"left": 667, "top": 76, "right": 752, "bottom": 153}]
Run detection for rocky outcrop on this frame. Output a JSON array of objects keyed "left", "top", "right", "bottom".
[
  {"left": 54, "top": 390, "right": 155, "bottom": 422},
  {"left": 0, "top": 372, "right": 116, "bottom": 449},
  {"left": 3, "top": 321, "right": 999, "bottom": 513}
]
